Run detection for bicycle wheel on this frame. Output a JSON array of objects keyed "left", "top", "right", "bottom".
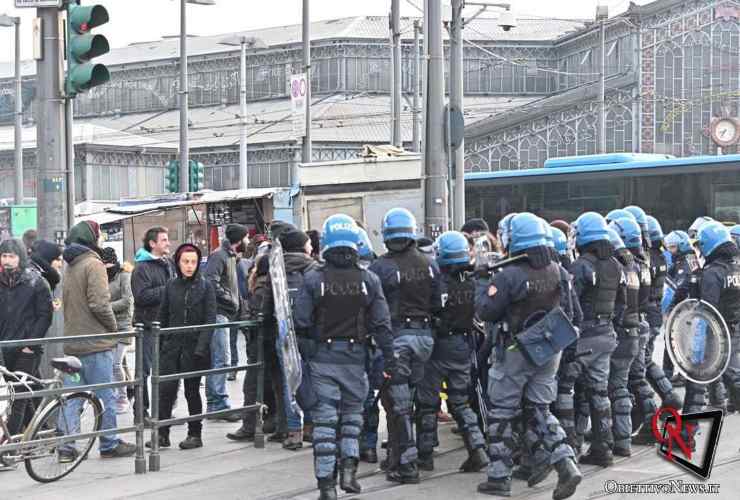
[{"left": 24, "top": 392, "right": 103, "bottom": 483}]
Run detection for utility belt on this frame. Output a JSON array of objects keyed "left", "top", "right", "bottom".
[
  {"left": 439, "top": 329, "right": 470, "bottom": 337},
  {"left": 580, "top": 315, "right": 613, "bottom": 331},
  {"left": 396, "top": 316, "right": 432, "bottom": 331},
  {"left": 317, "top": 337, "right": 365, "bottom": 349},
  {"left": 616, "top": 326, "right": 640, "bottom": 338}
]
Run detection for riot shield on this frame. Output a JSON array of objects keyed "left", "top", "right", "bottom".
[
  {"left": 664, "top": 299, "right": 731, "bottom": 384},
  {"left": 269, "top": 240, "right": 302, "bottom": 409},
  {"left": 661, "top": 276, "right": 676, "bottom": 316}
]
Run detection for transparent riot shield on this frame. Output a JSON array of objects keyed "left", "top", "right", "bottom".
[{"left": 664, "top": 299, "right": 731, "bottom": 384}]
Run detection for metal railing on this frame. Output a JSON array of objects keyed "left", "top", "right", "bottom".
[
  {"left": 147, "top": 318, "right": 265, "bottom": 472},
  {"left": 0, "top": 317, "right": 264, "bottom": 476}
]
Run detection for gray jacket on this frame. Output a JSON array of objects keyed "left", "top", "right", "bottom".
[
  {"left": 205, "top": 239, "right": 240, "bottom": 319},
  {"left": 109, "top": 270, "right": 133, "bottom": 340}
]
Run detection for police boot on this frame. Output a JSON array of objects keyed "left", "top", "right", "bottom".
[
  {"left": 317, "top": 478, "right": 337, "bottom": 500},
  {"left": 339, "top": 458, "right": 361, "bottom": 494},
  {"left": 527, "top": 459, "right": 553, "bottom": 488},
  {"left": 386, "top": 462, "right": 420, "bottom": 484},
  {"left": 578, "top": 448, "right": 613, "bottom": 467},
  {"left": 631, "top": 425, "right": 656, "bottom": 446},
  {"left": 360, "top": 448, "right": 378, "bottom": 464},
  {"left": 553, "top": 458, "right": 582, "bottom": 500},
  {"left": 417, "top": 453, "right": 434, "bottom": 471},
  {"left": 477, "top": 478, "right": 511, "bottom": 497},
  {"left": 511, "top": 464, "right": 531, "bottom": 481},
  {"left": 661, "top": 392, "right": 684, "bottom": 412},
  {"left": 460, "top": 447, "right": 489, "bottom": 473},
  {"left": 670, "top": 374, "right": 685, "bottom": 388},
  {"left": 727, "top": 386, "right": 740, "bottom": 414}
]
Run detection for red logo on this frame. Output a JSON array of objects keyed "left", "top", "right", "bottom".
[{"left": 651, "top": 407, "right": 695, "bottom": 461}]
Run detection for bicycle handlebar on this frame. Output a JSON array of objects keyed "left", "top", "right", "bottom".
[{"left": 0, "top": 365, "right": 54, "bottom": 392}]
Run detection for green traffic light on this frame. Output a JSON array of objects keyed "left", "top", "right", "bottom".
[{"left": 66, "top": 3, "right": 111, "bottom": 97}]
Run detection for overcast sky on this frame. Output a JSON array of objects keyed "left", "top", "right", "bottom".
[{"left": 0, "top": 0, "right": 650, "bottom": 62}]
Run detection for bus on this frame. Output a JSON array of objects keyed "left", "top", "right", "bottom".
[{"left": 464, "top": 153, "right": 740, "bottom": 232}]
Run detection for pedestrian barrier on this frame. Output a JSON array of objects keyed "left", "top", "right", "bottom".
[{"left": 0, "top": 316, "right": 264, "bottom": 479}]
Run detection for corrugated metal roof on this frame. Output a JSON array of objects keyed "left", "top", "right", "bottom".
[
  {"left": 104, "top": 188, "right": 278, "bottom": 214},
  {"left": 0, "top": 16, "right": 585, "bottom": 78}
]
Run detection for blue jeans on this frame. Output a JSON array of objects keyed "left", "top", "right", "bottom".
[
  {"left": 206, "top": 315, "right": 232, "bottom": 411},
  {"left": 59, "top": 350, "right": 120, "bottom": 453}
]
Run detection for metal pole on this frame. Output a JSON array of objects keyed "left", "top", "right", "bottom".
[
  {"left": 599, "top": 19, "right": 606, "bottom": 154},
  {"left": 412, "top": 20, "right": 421, "bottom": 153},
  {"left": 302, "top": 0, "right": 312, "bottom": 164},
  {"left": 36, "top": 7, "right": 67, "bottom": 241},
  {"left": 239, "top": 39, "right": 248, "bottom": 189},
  {"left": 148, "top": 322, "right": 161, "bottom": 472},
  {"left": 65, "top": 99, "right": 75, "bottom": 230},
  {"left": 450, "top": 0, "right": 465, "bottom": 229},
  {"left": 179, "top": 0, "right": 190, "bottom": 193},
  {"left": 13, "top": 18, "right": 23, "bottom": 206},
  {"left": 391, "top": 0, "right": 402, "bottom": 147},
  {"left": 424, "top": 0, "right": 448, "bottom": 236},
  {"left": 134, "top": 324, "right": 146, "bottom": 474}
]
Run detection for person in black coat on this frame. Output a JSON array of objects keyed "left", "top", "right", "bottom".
[{"left": 152, "top": 243, "right": 216, "bottom": 450}]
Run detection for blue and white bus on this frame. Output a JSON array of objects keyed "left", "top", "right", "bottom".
[{"left": 464, "top": 153, "right": 740, "bottom": 231}]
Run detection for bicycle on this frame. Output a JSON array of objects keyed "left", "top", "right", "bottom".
[{"left": 0, "top": 356, "right": 103, "bottom": 483}]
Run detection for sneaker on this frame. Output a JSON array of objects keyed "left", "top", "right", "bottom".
[
  {"left": 101, "top": 441, "right": 137, "bottom": 459},
  {"left": 179, "top": 436, "right": 203, "bottom": 450},
  {"left": 145, "top": 435, "right": 171, "bottom": 449},
  {"left": 283, "top": 431, "right": 303, "bottom": 451},
  {"left": 57, "top": 448, "right": 79, "bottom": 464}
]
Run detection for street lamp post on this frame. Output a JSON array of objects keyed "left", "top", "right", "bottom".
[
  {"left": 1, "top": 14, "right": 23, "bottom": 206},
  {"left": 220, "top": 36, "right": 267, "bottom": 190},
  {"left": 180, "top": 0, "right": 215, "bottom": 193}
]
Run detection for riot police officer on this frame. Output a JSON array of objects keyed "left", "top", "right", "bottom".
[
  {"left": 357, "top": 228, "right": 384, "bottom": 464},
  {"left": 476, "top": 213, "right": 581, "bottom": 500},
  {"left": 369, "top": 208, "right": 441, "bottom": 484},
  {"left": 294, "top": 215, "right": 394, "bottom": 500},
  {"left": 606, "top": 222, "right": 641, "bottom": 458},
  {"left": 415, "top": 231, "right": 489, "bottom": 473},
  {"left": 554, "top": 212, "right": 619, "bottom": 467},
  {"left": 731, "top": 225, "right": 740, "bottom": 248},
  {"left": 550, "top": 226, "right": 572, "bottom": 271},
  {"left": 695, "top": 222, "right": 740, "bottom": 413}
]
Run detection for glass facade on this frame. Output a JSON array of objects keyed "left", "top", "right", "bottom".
[{"left": 466, "top": 166, "right": 740, "bottom": 232}]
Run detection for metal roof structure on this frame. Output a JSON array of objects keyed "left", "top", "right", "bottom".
[{"left": 0, "top": 15, "right": 587, "bottom": 79}]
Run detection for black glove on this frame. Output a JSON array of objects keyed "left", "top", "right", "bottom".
[
  {"left": 562, "top": 344, "right": 578, "bottom": 364},
  {"left": 383, "top": 355, "right": 398, "bottom": 379}
]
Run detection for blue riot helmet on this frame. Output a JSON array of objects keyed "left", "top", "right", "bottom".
[
  {"left": 664, "top": 230, "right": 692, "bottom": 255},
  {"left": 497, "top": 212, "right": 517, "bottom": 251},
  {"left": 696, "top": 221, "right": 732, "bottom": 258},
  {"left": 731, "top": 225, "right": 740, "bottom": 247},
  {"left": 606, "top": 227, "right": 625, "bottom": 251},
  {"left": 509, "top": 213, "right": 549, "bottom": 254},
  {"left": 435, "top": 231, "right": 471, "bottom": 267},
  {"left": 320, "top": 214, "right": 361, "bottom": 254},
  {"left": 605, "top": 208, "right": 636, "bottom": 224},
  {"left": 357, "top": 227, "right": 374, "bottom": 260},
  {"left": 646, "top": 215, "right": 664, "bottom": 244},
  {"left": 573, "top": 212, "right": 610, "bottom": 247},
  {"left": 609, "top": 217, "right": 642, "bottom": 249},
  {"left": 624, "top": 206, "right": 648, "bottom": 232},
  {"left": 550, "top": 226, "right": 568, "bottom": 256},
  {"left": 381, "top": 208, "right": 417, "bottom": 242},
  {"left": 688, "top": 216, "right": 714, "bottom": 238}
]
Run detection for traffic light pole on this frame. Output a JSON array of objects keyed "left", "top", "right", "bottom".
[
  {"left": 302, "top": 0, "right": 311, "bottom": 165},
  {"left": 13, "top": 16, "right": 23, "bottom": 206},
  {"left": 450, "top": 0, "right": 465, "bottom": 230},
  {"left": 179, "top": 0, "right": 190, "bottom": 193},
  {"left": 390, "top": 0, "right": 402, "bottom": 148},
  {"left": 36, "top": 7, "right": 68, "bottom": 241},
  {"left": 66, "top": 98, "right": 76, "bottom": 229}
]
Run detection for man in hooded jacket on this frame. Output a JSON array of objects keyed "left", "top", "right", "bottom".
[
  {"left": 60, "top": 221, "right": 136, "bottom": 460},
  {"left": 0, "top": 238, "right": 53, "bottom": 436}
]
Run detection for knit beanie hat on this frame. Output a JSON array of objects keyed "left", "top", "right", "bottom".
[
  {"left": 279, "top": 229, "right": 309, "bottom": 252},
  {"left": 225, "top": 224, "right": 249, "bottom": 245},
  {"left": 32, "top": 240, "right": 62, "bottom": 264}
]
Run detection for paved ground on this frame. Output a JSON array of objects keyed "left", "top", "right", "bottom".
[{"left": 3, "top": 335, "right": 740, "bottom": 499}]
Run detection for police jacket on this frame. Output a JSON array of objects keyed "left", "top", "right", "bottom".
[
  {"left": 645, "top": 246, "right": 668, "bottom": 327},
  {"left": 613, "top": 248, "right": 640, "bottom": 330},
  {"left": 475, "top": 246, "right": 564, "bottom": 335},
  {"left": 700, "top": 242, "right": 740, "bottom": 328},
  {"left": 669, "top": 251, "right": 701, "bottom": 309},
  {"left": 369, "top": 245, "right": 441, "bottom": 327},
  {"left": 294, "top": 260, "right": 394, "bottom": 363},
  {"left": 572, "top": 241, "right": 623, "bottom": 335},
  {"left": 630, "top": 248, "right": 652, "bottom": 321},
  {"left": 437, "top": 266, "right": 475, "bottom": 334}
]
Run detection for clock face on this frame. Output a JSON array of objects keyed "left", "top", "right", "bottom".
[{"left": 712, "top": 118, "right": 739, "bottom": 146}]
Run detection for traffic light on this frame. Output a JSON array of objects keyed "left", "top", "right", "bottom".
[
  {"left": 66, "top": 1, "right": 111, "bottom": 97},
  {"left": 166, "top": 160, "right": 180, "bottom": 193},
  {"left": 189, "top": 161, "right": 205, "bottom": 192}
]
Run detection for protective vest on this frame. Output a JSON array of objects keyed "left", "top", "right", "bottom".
[
  {"left": 316, "top": 266, "right": 367, "bottom": 341},
  {"left": 621, "top": 263, "right": 641, "bottom": 328},
  {"left": 507, "top": 262, "right": 561, "bottom": 334},
  {"left": 388, "top": 248, "right": 433, "bottom": 320},
  {"left": 649, "top": 248, "right": 667, "bottom": 302},
  {"left": 634, "top": 253, "right": 652, "bottom": 312},
  {"left": 714, "top": 257, "right": 740, "bottom": 327},
  {"left": 579, "top": 253, "right": 621, "bottom": 321},
  {"left": 439, "top": 271, "right": 475, "bottom": 333}
]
